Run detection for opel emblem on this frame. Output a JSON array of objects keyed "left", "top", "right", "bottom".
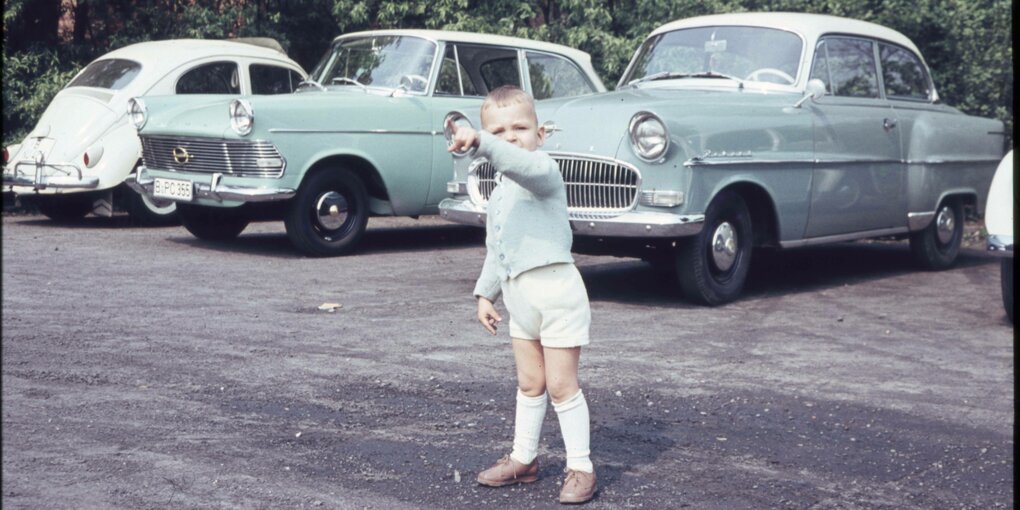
[{"left": 172, "top": 147, "right": 192, "bottom": 164}]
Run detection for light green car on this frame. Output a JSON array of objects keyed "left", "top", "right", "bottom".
[
  {"left": 441, "top": 12, "right": 1006, "bottom": 305},
  {"left": 125, "top": 29, "right": 604, "bottom": 255}
]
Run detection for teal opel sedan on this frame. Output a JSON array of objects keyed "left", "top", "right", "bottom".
[
  {"left": 440, "top": 12, "right": 1006, "bottom": 305},
  {"left": 126, "top": 30, "right": 604, "bottom": 255}
]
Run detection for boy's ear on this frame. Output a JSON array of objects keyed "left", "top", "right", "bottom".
[{"left": 537, "top": 124, "right": 547, "bottom": 147}]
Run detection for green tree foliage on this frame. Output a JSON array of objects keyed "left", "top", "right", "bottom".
[{"left": 2, "top": 0, "right": 1012, "bottom": 149}]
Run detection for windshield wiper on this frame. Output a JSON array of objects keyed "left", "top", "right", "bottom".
[
  {"left": 296, "top": 79, "right": 327, "bottom": 91},
  {"left": 626, "top": 71, "right": 743, "bottom": 88}
]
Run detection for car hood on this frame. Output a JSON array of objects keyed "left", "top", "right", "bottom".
[
  {"left": 537, "top": 86, "right": 797, "bottom": 159},
  {"left": 141, "top": 89, "right": 433, "bottom": 138},
  {"left": 22, "top": 90, "right": 121, "bottom": 161}
]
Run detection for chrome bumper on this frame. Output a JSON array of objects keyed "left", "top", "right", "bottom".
[
  {"left": 2, "top": 160, "right": 99, "bottom": 190},
  {"left": 438, "top": 197, "right": 704, "bottom": 238},
  {"left": 125, "top": 166, "right": 296, "bottom": 203},
  {"left": 987, "top": 234, "right": 1014, "bottom": 258}
]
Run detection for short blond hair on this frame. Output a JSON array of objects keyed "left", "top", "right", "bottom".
[{"left": 481, "top": 85, "right": 538, "bottom": 124}]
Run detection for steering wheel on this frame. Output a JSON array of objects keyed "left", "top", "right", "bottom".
[
  {"left": 399, "top": 74, "right": 429, "bottom": 92},
  {"left": 745, "top": 68, "right": 795, "bottom": 85}
]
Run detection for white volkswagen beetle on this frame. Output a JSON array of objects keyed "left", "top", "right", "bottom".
[
  {"left": 2, "top": 38, "right": 306, "bottom": 224},
  {"left": 986, "top": 150, "right": 1013, "bottom": 322}
]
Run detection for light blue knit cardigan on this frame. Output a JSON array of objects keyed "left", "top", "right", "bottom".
[{"left": 472, "top": 131, "right": 575, "bottom": 301}]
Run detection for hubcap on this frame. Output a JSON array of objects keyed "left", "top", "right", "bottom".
[
  {"left": 935, "top": 205, "right": 955, "bottom": 245},
  {"left": 315, "top": 191, "right": 349, "bottom": 231},
  {"left": 711, "top": 221, "right": 738, "bottom": 272}
]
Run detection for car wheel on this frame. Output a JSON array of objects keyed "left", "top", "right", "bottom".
[
  {"left": 1002, "top": 258, "right": 1014, "bottom": 323},
  {"left": 124, "top": 185, "right": 179, "bottom": 226},
  {"left": 284, "top": 169, "right": 369, "bottom": 257},
  {"left": 909, "top": 200, "right": 962, "bottom": 269},
  {"left": 35, "top": 194, "right": 95, "bottom": 222},
  {"left": 675, "top": 190, "right": 753, "bottom": 305},
  {"left": 176, "top": 202, "right": 249, "bottom": 241}
]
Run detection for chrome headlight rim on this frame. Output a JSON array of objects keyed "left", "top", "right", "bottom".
[
  {"left": 444, "top": 110, "right": 474, "bottom": 157},
  {"left": 127, "top": 98, "right": 147, "bottom": 130},
  {"left": 230, "top": 99, "right": 254, "bottom": 136},
  {"left": 466, "top": 157, "right": 490, "bottom": 205},
  {"left": 628, "top": 110, "right": 669, "bottom": 162}
]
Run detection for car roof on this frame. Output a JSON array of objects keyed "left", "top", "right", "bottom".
[
  {"left": 99, "top": 38, "right": 301, "bottom": 67},
  {"left": 333, "top": 29, "right": 595, "bottom": 69},
  {"left": 651, "top": 12, "right": 921, "bottom": 55}
]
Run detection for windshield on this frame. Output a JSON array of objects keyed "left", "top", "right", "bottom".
[
  {"left": 67, "top": 58, "right": 141, "bottom": 90},
  {"left": 308, "top": 36, "right": 437, "bottom": 93},
  {"left": 622, "top": 26, "right": 803, "bottom": 87}
]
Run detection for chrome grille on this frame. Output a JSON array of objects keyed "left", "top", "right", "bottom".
[
  {"left": 140, "top": 136, "right": 285, "bottom": 178},
  {"left": 469, "top": 154, "right": 640, "bottom": 217}
]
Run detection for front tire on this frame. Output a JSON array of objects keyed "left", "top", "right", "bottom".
[
  {"left": 284, "top": 169, "right": 369, "bottom": 257},
  {"left": 176, "top": 203, "right": 249, "bottom": 241},
  {"left": 1002, "top": 258, "right": 1013, "bottom": 323},
  {"left": 675, "top": 190, "right": 753, "bottom": 305},
  {"left": 909, "top": 201, "right": 963, "bottom": 270}
]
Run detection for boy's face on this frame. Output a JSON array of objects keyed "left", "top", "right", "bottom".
[{"left": 481, "top": 101, "right": 546, "bottom": 152}]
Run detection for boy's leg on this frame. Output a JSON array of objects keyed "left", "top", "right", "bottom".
[
  {"left": 545, "top": 347, "right": 593, "bottom": 473},
  {"left": 510, "top": 338, "right": 547, "bottom": 464}
]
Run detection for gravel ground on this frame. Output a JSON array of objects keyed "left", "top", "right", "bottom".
[{"left": 1, "top": 213, "right": 1013, "bottom": 509}]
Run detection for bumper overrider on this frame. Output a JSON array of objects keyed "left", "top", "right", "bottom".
[
  {"left": 2, "top": 160, "right": 99, "bottom": 190},
  {"left": 439, "top": 197, "right": 704, "bottom": 238},
  {"left": 125, "top": 165, "right": 296, "bottom": 203}
]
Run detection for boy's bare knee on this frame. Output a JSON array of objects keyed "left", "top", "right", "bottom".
[
  {"left": 546, "top": 380, "right": 580, "bottom": 403},
  {"left": 518, "top": 381, "right": 546, "bottom": 397}
]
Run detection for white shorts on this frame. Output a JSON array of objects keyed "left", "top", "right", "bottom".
[{"left": 501, "top": 263, "right": 591, "bottom": 348}]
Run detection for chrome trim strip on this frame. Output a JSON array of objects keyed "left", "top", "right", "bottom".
[
  {"left": 779, "top": 227, "right": 910, "bottom": 248},
  {"left": 685, "top": 158, "right": 816, "bottom": 167},
  {"left": 439, "top": 197, "right": 704, "bottom": 238},
  {"left": 987, "top": 234, "right": 1014, "bottom": 257},
  {"left": 907, "top": 211, "right": 935, "bottom": 231},
  {"left": 684, "top": 157, "right": 1002, "bottom": 168},
  {"left": 267, "top": 128, "right": 438, "bottom": 135},
  {"left": 904, "top": 158, "right": 1003, "bottom": 165},
  {"left": 126, "top": 166, "right": 295, "bottom": 203}
]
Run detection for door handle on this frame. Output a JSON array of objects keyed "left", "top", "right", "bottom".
[{"left": 883, "top": 118, "right": 898, "bottom": 131}]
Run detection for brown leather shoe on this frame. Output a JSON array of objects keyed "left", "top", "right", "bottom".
[
  {"left": 476, "top": 454, "right": 539, "bottom": 487},
  {"left": 559, "top": 468, "right": 597, "bottom": 504}
]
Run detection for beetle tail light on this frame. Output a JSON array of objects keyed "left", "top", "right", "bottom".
[
  {"left": 83, "top": 152, "right": 90, "bottom": 167},
  {"left": 2, "top": 147, "right": 8, "bottom": 164},
  {"left": 83, "top": 145, "right": 104, "bottom": 168}
]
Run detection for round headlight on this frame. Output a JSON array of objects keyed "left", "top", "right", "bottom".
[
  {"left": 127, "top": 98, "right": 147, "bottom": 130},
  {"left": 229, "top": 99, "right": 254, "bottom": 136},
  {"left": 444, "top": 111, "right": 474, "bottom": 156},
  {"left": 629, "top": 111, "right": 669, "bottom": 161}
]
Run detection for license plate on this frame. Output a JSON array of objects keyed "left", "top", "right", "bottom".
[{"left": 153, "top": 177, "right": 193, "bottom": 201}]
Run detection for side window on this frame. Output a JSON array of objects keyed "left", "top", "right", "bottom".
[
  {"left": 525, "top": 51, "right": 595, "bottom": 100},
  {"left": 479, "top": 57, "right": 521, "bottom": 92},
  {"left": 809, "top": 37, "right": 879, "bottom": 99},
  {"left": 250, "top": 64, "right": 301, "bottom": 94},
  {"left": 176, "top": 62, "right": 240, "bottom": 94},
  {"left": 879, "top": 43, "right": 930, "bottom": 101},
  {"left": 435, "top": 44, "right": 479, "bottom": 97}
]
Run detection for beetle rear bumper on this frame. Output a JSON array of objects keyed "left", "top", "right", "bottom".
[{"left": 2, "top": 161, "right": 99, "bottom": 190}]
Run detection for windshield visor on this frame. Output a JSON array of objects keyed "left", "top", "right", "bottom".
[
  {"left": 623, "top": 26, "right": 803, "bottom": 86},
  {"left": 309, "top": 36, "right": 437, "bottom": 93},
  {"left": 67, "top": 58, "right": 142, "bottom": 90}
]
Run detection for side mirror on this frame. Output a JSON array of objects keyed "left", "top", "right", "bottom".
[{"left": 794, "top": 79, "right": 826, "bottom": 108}]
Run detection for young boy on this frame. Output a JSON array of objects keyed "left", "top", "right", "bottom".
[{"left": 447, "top": 85, "right": 596, "bottom": 505}]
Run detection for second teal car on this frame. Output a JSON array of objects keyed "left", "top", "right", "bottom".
[{"left": 127, "top": 29, "right": 604, "bottom": 255}]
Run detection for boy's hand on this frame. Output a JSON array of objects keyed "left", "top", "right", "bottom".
[
  {"left": 446, "top": 117, "right": 480, "bottom": 153},
  {"left": 476, "top": 297, "right": 502, "bottom": 335}
]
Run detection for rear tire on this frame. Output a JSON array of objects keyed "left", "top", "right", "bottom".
[
  {"left": 284, "top": 169, "right": 369, "bottom": 256},
  {"left": 909, "top": 201, "right": 962, "bottom": 270},
  {"left": 124, "top": 185, "right": 179, "bottom": 226},
  {"left": 176, "top": 203, "right": 249, "bottom": 241},
  {"left": 35, "top": 194, "right": 94, "bottom": 222},
  {"left": 675, "top": 190, "right": 753, "bottom": 305}
]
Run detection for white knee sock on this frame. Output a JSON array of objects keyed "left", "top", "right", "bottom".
[
  {"left": 509, "top": 389, "right": 547, "bottom": 465},
  {"left": 553, "top": 389, "right": 593, "bottom": 473}
]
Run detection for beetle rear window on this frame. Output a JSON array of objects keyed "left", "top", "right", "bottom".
[{"left": 67, "top": 59, "right": 141, "bottom": 90}]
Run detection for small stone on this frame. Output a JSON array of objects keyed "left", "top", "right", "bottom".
[{"left": 295, "top": 432, "right": 302, "bottom": 438}]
